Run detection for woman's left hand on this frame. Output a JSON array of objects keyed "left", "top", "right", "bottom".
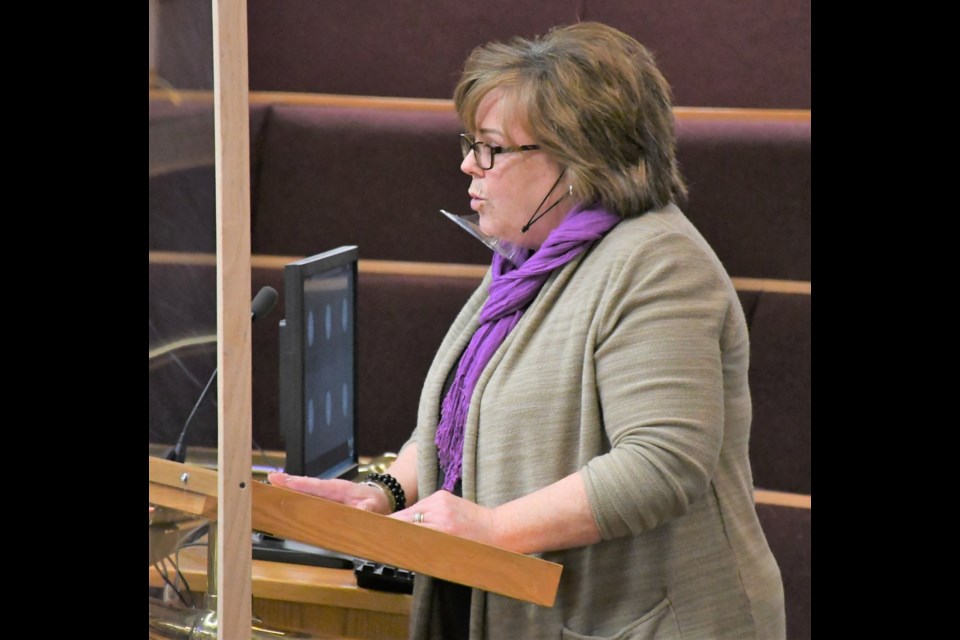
[{"left": 391, "top": 490, "right": 502, "bottom": 548}]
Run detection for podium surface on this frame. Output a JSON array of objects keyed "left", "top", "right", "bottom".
[{"left": 150, "top": 455, "right": 564, "bottom": 638}]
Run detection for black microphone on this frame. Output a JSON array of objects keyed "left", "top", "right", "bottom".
[
  {"left": 165, "top": 286, "right": 279, "bottom": 463},
  {"left": 251, "top": 285, "right": 278, "bottom": 322}
]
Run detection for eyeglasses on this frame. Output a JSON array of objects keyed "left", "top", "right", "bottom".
[{"left": 460, "top": 133, "right": 540, "bottom": 170}]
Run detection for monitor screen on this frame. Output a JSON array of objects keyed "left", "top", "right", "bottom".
[{"left": 279, "top": 245, "right": 359, "bottom": 479}]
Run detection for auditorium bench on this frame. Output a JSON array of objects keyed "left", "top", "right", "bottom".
[
  {"left": 153, "top": 0, "right": 810, "bottom": 110},
  {"left": 149, "top": 253, "right": 810, "bottom": 495},
  {"left": 149, "top": 91, "right": 810, "bottom": 492},
  {"left": 149, "top": 92, "right": 811, "bottom": 282}
]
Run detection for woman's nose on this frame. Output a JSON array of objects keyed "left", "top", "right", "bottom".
[{"left": 461, "top": 150, "right": 483, "bottom": 176}]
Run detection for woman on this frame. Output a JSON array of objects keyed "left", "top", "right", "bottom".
[{"left": 270, "top": 22, "right": 785, "bottom": 639}]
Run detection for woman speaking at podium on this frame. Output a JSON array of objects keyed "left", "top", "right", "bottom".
[{"left": 270, "top": 22, "right": 785, "bottom": 640}]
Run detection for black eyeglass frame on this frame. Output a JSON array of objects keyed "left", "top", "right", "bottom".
[{"left": 460, "top": 133, "right": 541, "bottom": 170}]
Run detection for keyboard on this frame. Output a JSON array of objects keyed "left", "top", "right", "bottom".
[
  {"left": 353, "top": 560, "right": 415, "bottom": 594},
  {"left": 251, "top": 533, "right": 415, "bottom": 593},
  {"left": 251, "top": 533, "right": 355, "bottom": 569}
]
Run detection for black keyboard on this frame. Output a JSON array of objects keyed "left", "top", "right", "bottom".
[
  {"left": 251, "top": 533, "right": 355, "bottom": 569},
  {"left": 353, "top": 560, "right": 415, "bottom": 594},
  {"left": 251, "top": 533, "right": 415, "bottom": 593}
]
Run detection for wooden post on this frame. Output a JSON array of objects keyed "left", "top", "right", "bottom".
[{"left": 212, "top": 0, "right": 252, "bottom": 638}]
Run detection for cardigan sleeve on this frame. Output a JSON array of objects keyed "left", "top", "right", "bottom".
[{"left": 581, "top": 230, "right": 737, "bottom": 540}]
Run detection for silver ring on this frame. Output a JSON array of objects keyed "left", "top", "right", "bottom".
[{"left": 413, "top": 512, "right": 425, "bottom": 524}]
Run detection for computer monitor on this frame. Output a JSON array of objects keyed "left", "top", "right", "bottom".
[{"left": 278, "top": 245, "right": 359, "bottom": 480}]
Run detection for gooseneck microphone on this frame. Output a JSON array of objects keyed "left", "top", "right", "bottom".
[{"left": 165, "top": 286, "right": 279, "bottom": 463}]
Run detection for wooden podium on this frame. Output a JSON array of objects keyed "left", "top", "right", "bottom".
[{"left": 150, "top": 456, "right": 563, "bottom": 636}]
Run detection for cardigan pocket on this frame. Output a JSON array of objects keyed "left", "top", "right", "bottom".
[{"left": 560, "top": 598, "right": 681, "bottom": 640}]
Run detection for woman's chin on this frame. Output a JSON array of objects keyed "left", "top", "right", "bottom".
[
  {"left": 477, "top": 219, "right": 499, "bottom": 239},
  {"left": 479, "top": 218, "right": 524, "bottom": 248}
]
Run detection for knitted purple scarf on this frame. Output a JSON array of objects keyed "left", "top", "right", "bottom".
[{"left": 435, "top": 206, "right": 621, "bottom": 490}]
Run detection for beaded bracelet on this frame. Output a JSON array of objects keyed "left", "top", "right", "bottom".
[{"left": 362, "top": 472, "right": 406, "bottom": 513}]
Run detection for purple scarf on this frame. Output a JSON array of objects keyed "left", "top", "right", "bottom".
[{"left": 435, "top": 205, "right": 621, "bottom": 490}]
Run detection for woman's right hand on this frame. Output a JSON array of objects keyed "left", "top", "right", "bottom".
[{"left": 266, "top": 472, "right": 392, "bottom": 514}]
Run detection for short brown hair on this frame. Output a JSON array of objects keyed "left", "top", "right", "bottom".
[{"left": 454, "top": 22, "right": 687, "bottom": 217}]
